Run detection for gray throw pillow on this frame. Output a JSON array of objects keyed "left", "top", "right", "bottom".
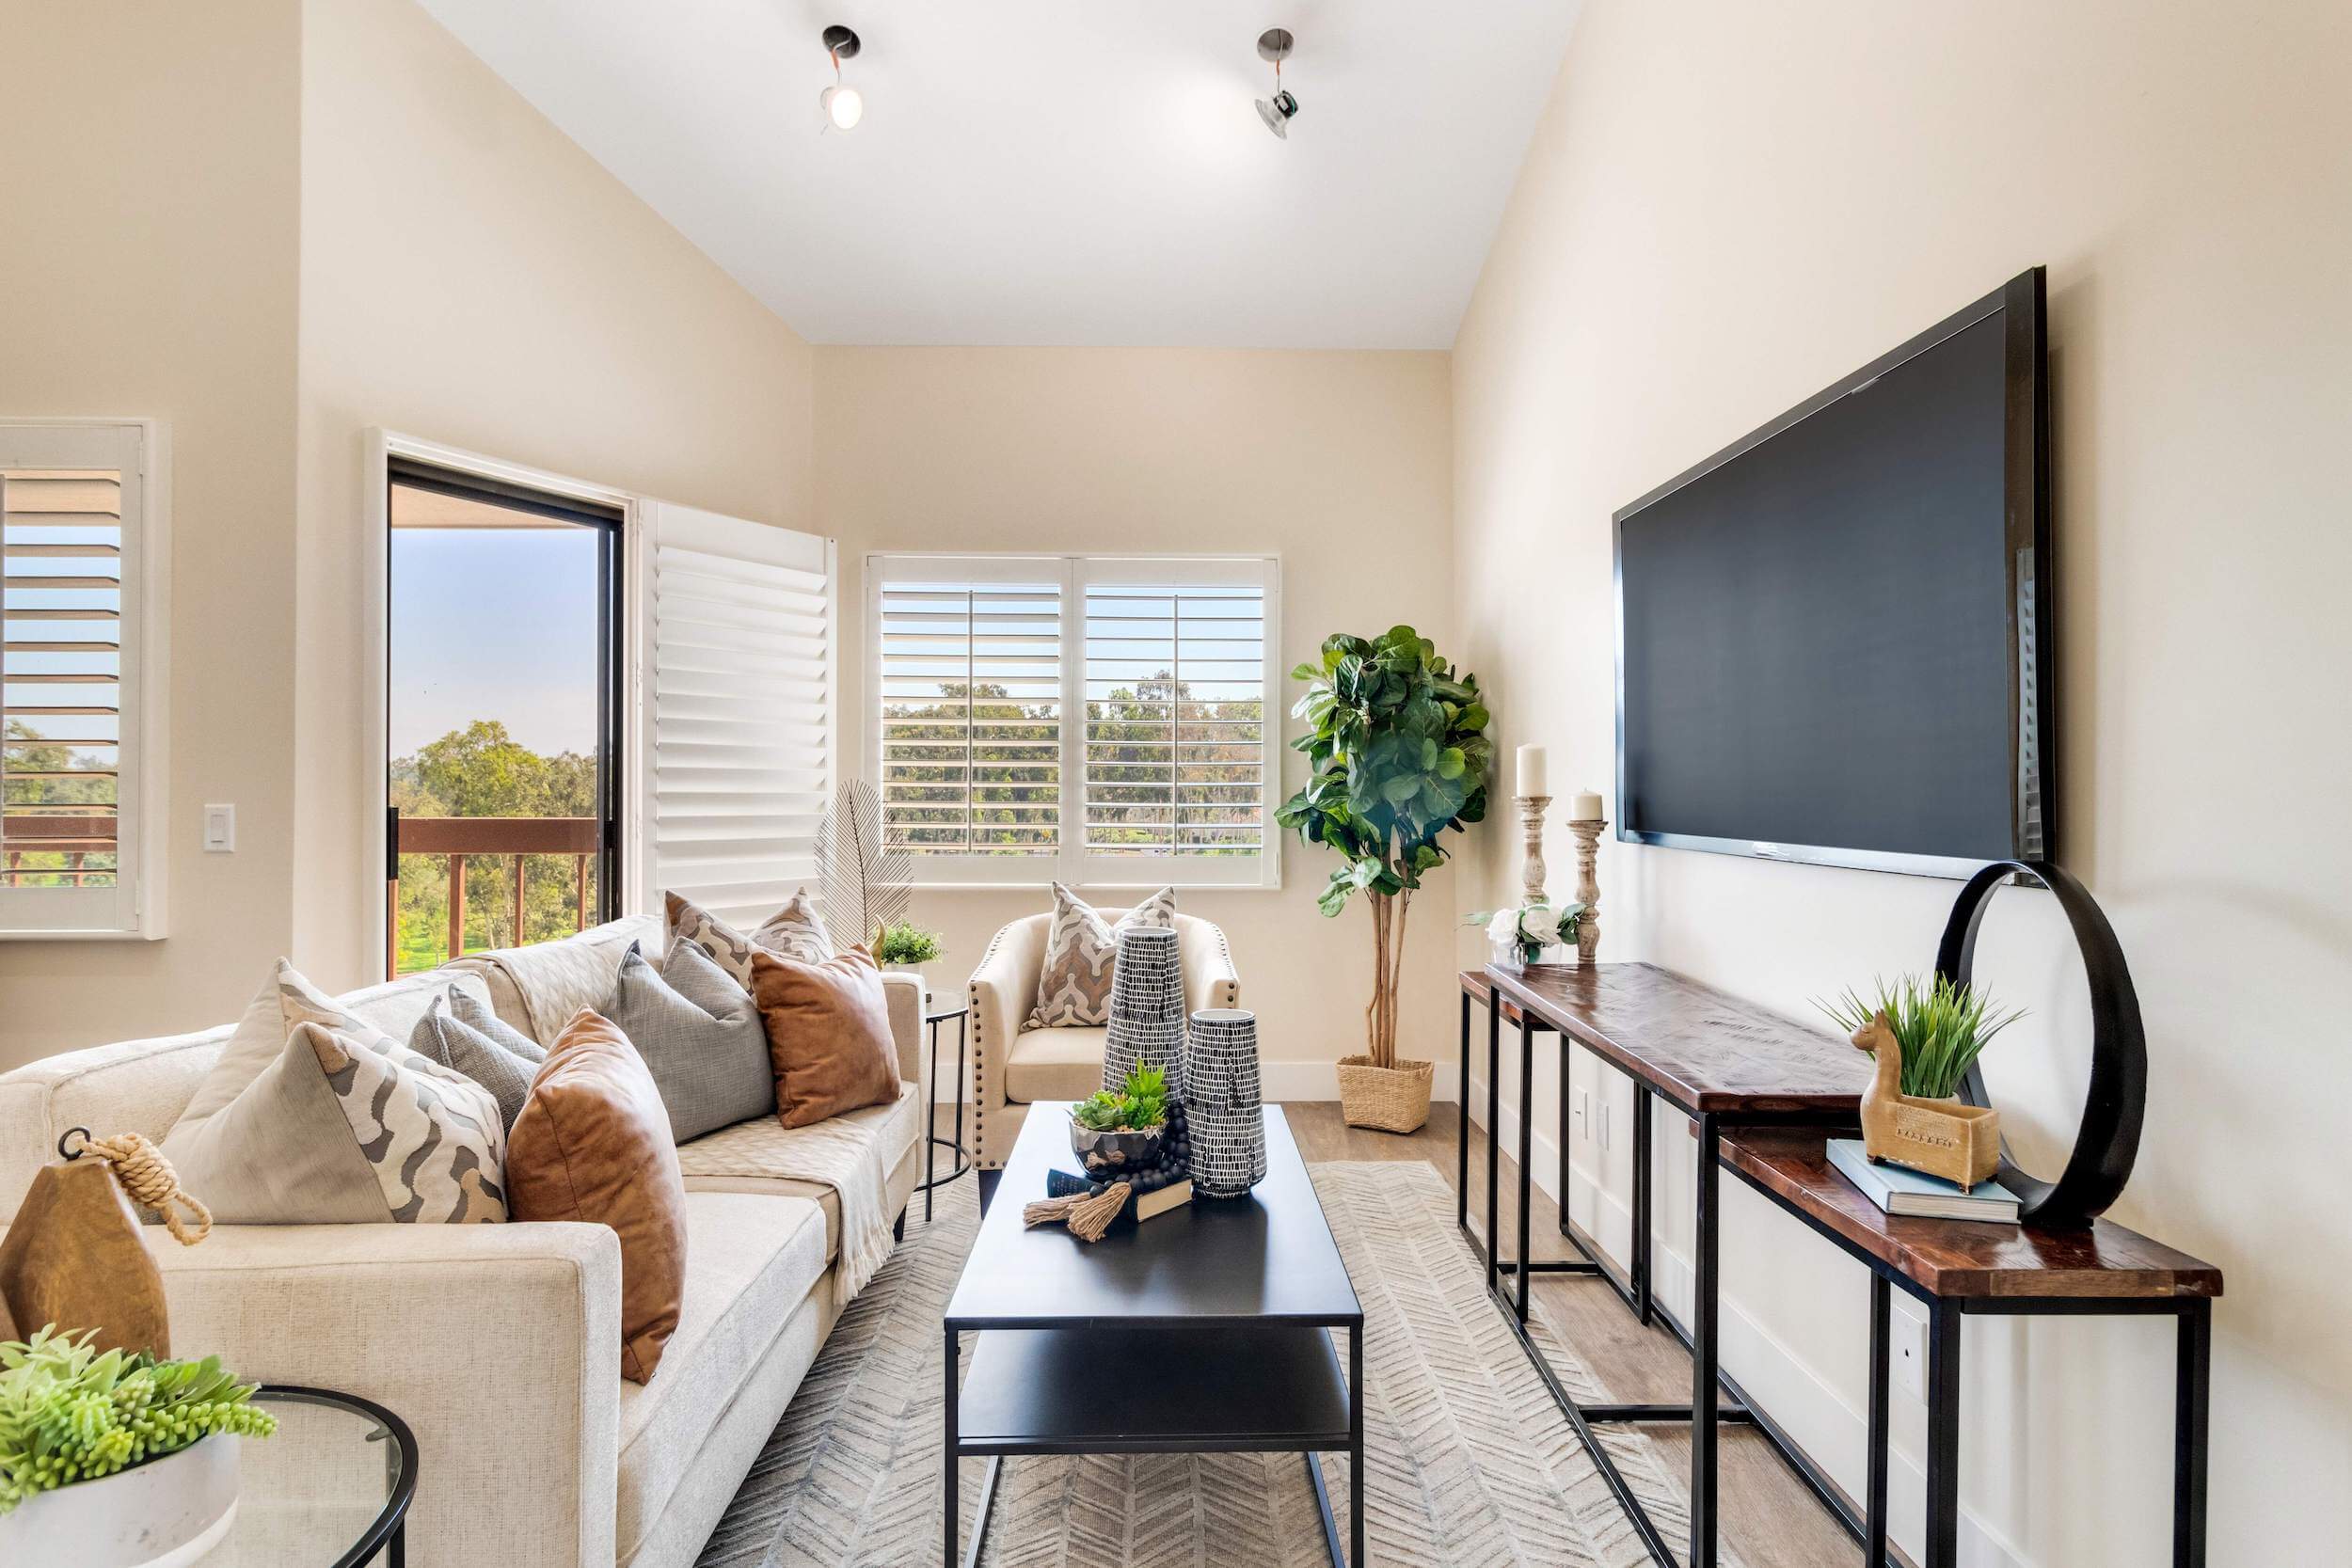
[
  {"left": 409, "top": 988, "right": 548, "bottom": 1132},
  {"left": 602, "top": 939, "right": 773, "bottom": 1144}
]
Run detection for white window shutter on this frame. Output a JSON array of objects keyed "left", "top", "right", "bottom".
[{"left": 635, "top": 502, "right": 834, "bottom": 927}]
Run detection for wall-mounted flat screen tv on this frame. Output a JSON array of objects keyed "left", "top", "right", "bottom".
[{"left": 1613, "top": 268, "right": 2051, "bottom": 878}]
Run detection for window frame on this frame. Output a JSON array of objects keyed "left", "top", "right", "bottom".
[
  {"left": 866, "top": 551, "right": 1282, "bottom": 891},
  {"left": 0, "top": 419, "right": 169, "bottom": 942},
  {"left": 367, "top": 430, "right": 639, "bottom": 975}
]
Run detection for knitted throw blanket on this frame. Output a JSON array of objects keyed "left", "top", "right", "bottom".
[{"left": 672, "top": 1087, "right": 912, "bottom": 1308}]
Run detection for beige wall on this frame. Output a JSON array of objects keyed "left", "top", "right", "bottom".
[
  {"left": 1454, "top": 3, "right": 2351, "bottom": 1562},
  {"left": 816, "top": 347, "right": 1459, "bottom": 1094},
  {"left": 288, "top": 0, "right": 817, "bottom": 992},
  {"left": 0, "top": 0, "right": 814, "bottom": 1067},
  {"left": 0, "top": 0, "right": 305, "bottom": 1066}
]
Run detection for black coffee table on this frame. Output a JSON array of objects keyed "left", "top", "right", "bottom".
[{"left": 941, "top": 1102, "right": 1365, "bottom": 1568}]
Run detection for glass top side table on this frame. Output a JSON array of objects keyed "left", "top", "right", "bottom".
[
  {"left": 196, "top": 1386, "right": 416, "bottom": 1567},
  {"left": 914, "top": 998, "right": 972, "bottom": 1220}
]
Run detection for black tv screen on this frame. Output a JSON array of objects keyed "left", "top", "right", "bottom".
[{"left": 1614, "top": 269, "right": 2050, "bottom": 877}]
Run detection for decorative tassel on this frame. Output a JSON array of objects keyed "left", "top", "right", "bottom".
[
  {"left": 1019, "top": 1182, "right": 1133, "bottom": 1243},
  {"left": 1064, "top": 1182, "right": 1131, "bottom": 1243}
]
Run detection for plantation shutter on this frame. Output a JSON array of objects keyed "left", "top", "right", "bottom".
[
  {"left": 0, "top": 422, "right": 157, "bottom": 938},
  {"left": 872, "top": 559, "right": 1064, "bottom": 871},
  {"left": 636, "top": 502, "right": 834, "bottom": 927},
  {"left": 1077, "top": 558, "right": 1277, "bottom": 882}
]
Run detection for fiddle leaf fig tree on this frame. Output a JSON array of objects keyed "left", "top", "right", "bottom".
[{"left": 1275, "top": 626, "right": 1493, "bottom": 1069}]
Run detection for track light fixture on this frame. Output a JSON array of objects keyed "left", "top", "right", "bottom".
[
  {"left": 819, "top": 24, "right": 864, "bottom": 132},
  {"left": 1255, "top": 28, "right": 1298, "bottom": 139}
]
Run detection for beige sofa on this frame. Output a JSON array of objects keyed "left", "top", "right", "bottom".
[
  {"left": 965, "top": 910, "right": 1240, "bottom": 1180},
  {"left": 0, "top": 914, "right": 923, "bottom": 1568}
]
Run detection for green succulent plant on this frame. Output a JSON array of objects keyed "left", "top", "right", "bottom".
[
  {"left": 0, "top": 1325, "right": 278, "bottom": 1515},
  {"left": 1817, "top": 974, "right": 2025, "bottom": 1100},
  {"left": 1072, "top": 1064, "right": 1170, "bottom": 1132}
]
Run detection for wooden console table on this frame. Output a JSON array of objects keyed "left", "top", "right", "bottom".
[{"left": 1460, "top": 962, "right": 2221, "bottom": 1568}]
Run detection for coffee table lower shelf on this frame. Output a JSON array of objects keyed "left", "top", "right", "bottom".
[{"left": 945, "top": 1323, "right": 1362, "bottom": 1568}]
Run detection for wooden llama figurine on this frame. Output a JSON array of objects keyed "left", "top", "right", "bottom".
[{"left": 1851, "top": 1011, "right": 2002, "bottom": 1193}]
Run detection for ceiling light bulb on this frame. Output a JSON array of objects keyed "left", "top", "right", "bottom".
[
  {"left": 1254, "top": 28, "right": 1297, "bottom": 140},
  {"left": 1256, "top": 89, "right": 1298, "bottom": 139},
  {"left": 821, "top": 83, "right": 863, "bottom": 131}
]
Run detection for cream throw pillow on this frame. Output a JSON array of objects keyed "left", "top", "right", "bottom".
[
  {"left": 161, "top": 961, "right": 507, "bottom": 1224},
  {"left": 665, "top": 889, "right": 834, "bottom": 989},
  {"left": 1028, "top": 883, "right": 1177, "bottom": 1028}
]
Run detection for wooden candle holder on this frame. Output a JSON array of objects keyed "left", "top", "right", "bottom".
[
  {"left": 1566, "top": 816, "right": 1604, "bottom": 963},
  {"left": 1518, "top": 795, "right": 1551, "bottom": 907}
]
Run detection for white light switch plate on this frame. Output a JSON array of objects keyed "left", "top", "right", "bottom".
[{"left": 202, "top": 803, "right": 235, "bottom": 852}]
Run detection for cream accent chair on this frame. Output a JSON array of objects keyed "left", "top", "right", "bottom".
[{"left": 966, "top": 908, "right": 1240, "bottom": 1201}]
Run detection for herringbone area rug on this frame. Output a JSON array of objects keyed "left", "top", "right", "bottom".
[{"left": 697, "top": 1161, "right": 1730, "bottom": 1567}]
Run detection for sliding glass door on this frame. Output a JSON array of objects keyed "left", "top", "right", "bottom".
[{"left": 385, "top": 458, "right": 622, "bottom": 975}]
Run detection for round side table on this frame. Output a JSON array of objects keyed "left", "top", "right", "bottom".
[
  {"left": 199, "top": 1385, "right": 417, "bottom": 1566},
  {"left": 914, "top": 998, "right": 971, "bottom": 1220}
]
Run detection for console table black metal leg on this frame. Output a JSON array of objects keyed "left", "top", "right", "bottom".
[
  {"left": 1350, "top": 1322, "right": 1366, "bottom": 1568},
  {"left": 1924, "top": 1302, "right": 1963, "bottom": 1568},
  {"left": 1457, "top": 990, "right": 1471, "bottom": 1233},
  {"left": 1690, "top": 1111, "right": 1722, "bottom": 1568},
  {"left": 1516, "top": 1010, "right": 1535, "bottom": 1323},
  {"left": 2175, "top": 1298, "right": 2211, "bottom": 1568},
  {"left": 1485, "top": 996, "right": 1501, "bottom": 1303},
  {"left": 1632, "top": 1085, "right": 1654, "bottom": 1324},
  {"left": 1866, "top": 1273, "right": 1890, "bottom": 1567}
]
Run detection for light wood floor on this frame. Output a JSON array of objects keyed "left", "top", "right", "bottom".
[
  {"left": 932, "top": 1100, "right": 1864, "bottom": 1567},
  {"left": 1281, "top": 1101, "right": 1863, "bottom": 1568}
]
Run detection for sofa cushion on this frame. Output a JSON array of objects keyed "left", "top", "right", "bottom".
[
  {"left": 1006, "top": 1026, "right": 1108, "bottom": 1103},
  {"left": 673, "top": 1084, "right": 921, "bottom": 1264},
  {"left": 602, "top": 941, "right": 773, "bottom": 1144},
  {"left": 615, "top": 1190, "right": 827, "bottom": 1560},
  {"left": 748, "top": 946, "right": 901, "bottom": 1128},
  {"left": 1028, "top": 883, "right": 1176, "bottom": 1028},
  {"left": 509, "top": 1012, "right": 688, "bottom": 1383},
  {"left": 409, "top": 988, "right": 548, "bottom": 1132}
]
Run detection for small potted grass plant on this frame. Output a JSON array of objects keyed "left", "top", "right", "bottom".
[
  {"left": 1818, "top": 974, "right": 2023, "bottom": 1190},
  {"left": 1, "top": 1324, "right": 277, "bottom": 1565}
]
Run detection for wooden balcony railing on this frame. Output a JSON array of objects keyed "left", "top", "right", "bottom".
[
  {"left": 0, "top": 810, "right": 118, "bottom": 886},
  {"left": 388, "top": 815, "right": 603, "bottom": 975}
]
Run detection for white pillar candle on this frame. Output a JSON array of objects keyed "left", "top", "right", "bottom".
[
  {"left": 1517, "top": 744, "right": 1549, "bottom": 799},
  {"left": 1568, "top": 788, "right": 1604, "bottom": 821}
]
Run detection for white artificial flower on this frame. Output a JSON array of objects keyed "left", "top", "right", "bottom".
[
  {"left": 1518, "top": 904, "right": 1561, "bottom": 945},
  {"left": 1486, "top": 909, "right": 1519, "bottom": 942}
]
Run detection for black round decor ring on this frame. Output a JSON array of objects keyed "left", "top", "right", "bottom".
[{"left": 1935, "top": 860, "right": 2145, "bottom": 1228}]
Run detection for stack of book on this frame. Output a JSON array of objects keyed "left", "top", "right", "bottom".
[{"left": 1826, "top": 1138, "right": 2019, "bottom": 1224}]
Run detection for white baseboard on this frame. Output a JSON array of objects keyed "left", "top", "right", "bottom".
[{"left": 1467, "top": 1075, "right": 2030, "bottom": 1568}]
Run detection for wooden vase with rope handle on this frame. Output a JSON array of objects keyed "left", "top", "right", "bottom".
[{"left": 0, "top": 1127, "right": 212, "bottom": 1355}]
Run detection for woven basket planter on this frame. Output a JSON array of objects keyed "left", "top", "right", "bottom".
[{"left": 1335, "top": 1054, "right": 1435, "bottom": 1134}]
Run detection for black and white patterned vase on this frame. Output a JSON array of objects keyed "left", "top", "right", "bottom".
[
  {"left": 1185, "top": 1008, "right": 1266, "bottom": 1198},
  {"left": 1104, "top": 925, "right": 1187, "bottom": 1099}
]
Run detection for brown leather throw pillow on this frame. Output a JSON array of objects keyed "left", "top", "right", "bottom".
[
  {"left": 506, "top": 1009, "right": 688, "bottom": 1384},
  {"left": 747, "top": 945, "right": 903, "bottom": 1129}
]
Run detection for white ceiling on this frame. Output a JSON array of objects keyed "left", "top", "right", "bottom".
[{"left": 414, "top": 0, "right": 1581, "bottom": 348}]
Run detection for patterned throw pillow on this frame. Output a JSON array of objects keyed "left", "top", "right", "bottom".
[
  {"left": 409, "top": 987, "right": 548, "bottom": 1132},
  {"left": 1028, "top": 883, "right": 1178, "bottom": 1028},
  {"left": 665, "top": 889, "right": 834, "bottom": 990},
  {"left": 162, "top": 960, "right": 507, "bottom": 1224},
  {"left": 601, "top": 939, "right": 774, "bottom": 1143}
]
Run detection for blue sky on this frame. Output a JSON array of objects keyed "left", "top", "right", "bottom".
[{"left": 389, "top": 527, "right": 600, "bottom": 759}]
